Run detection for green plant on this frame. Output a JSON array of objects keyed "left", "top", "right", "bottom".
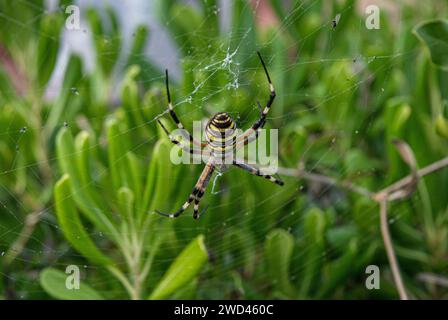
[
  {"left": 1, "top": 0, "right": 448, "bottom": 300},
  {"left": 43, "top": 110, "right": 208, "bottom": 299}
]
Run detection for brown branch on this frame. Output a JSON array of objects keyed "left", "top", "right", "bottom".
[
  {"left": 4, "top": 210, "right": 43, "bottom": 265},
  {"left": 375, "top": 157, "right": 448, "bottom": 200},
  {"left": 276, "top": 167, "right": 374, "bottom": 198},
  {"left": 378, "top": 197, "right": 409, "bottom": 300},
  {"left": 4, "top": 189, "right": 44, "bottom": 265},
  {"left": 417, "top": 273, "right": 448, "bottom": 288},
  {"left": 278, "top": 156, "right": 448, "bottom": 202},
  {"left": 279, "top": 154, "right": 448, "bottom": 300}
]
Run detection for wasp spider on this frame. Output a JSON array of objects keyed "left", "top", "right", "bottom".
[{"left": 156, "top": 52, "right": 284, "bottom": 219}]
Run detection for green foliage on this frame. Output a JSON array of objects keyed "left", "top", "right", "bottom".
[
  {"left": 52, "top": 123, "right": 207, "bottom": 299},
  {"left": 414, "top": 20, "right": 448, "bottom": 70},
  {"left": 264, "top": 229, "right": 295, "bottom": 297},
  {"left": 54, "top": 174, "right": 114, "bottom": 266},
  {"left": 37, "top": 13, "right": 64, "bottom": 89},
  {"left": 0, "top": 0, "right": 448, "bottom": 300},
  {"left": 149, "top": 235, "right": 208, "bottom": 300},
  {"left": 40, "top": 268, "right": 104, "bottom": 300}
]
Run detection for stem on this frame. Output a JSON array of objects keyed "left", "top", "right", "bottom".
[
  {"left": 5, "top": 190, "right": 43, "bottom": 264},
  {"left": 130, "top": 245, "right": 143, "bottom": 300},
  {"left": 377, "top": 157, "right": 448, "bottom": 197},
  {"left": 140, "top": 236, "right": 161, "bottom": 282},
  {"left": 4, "top": 210, "right": 42, "bottom": 265},
  {"left": 417, "top": 273, "right": 448, "bottom": 287},
  {"left": 32, "top": 99, "right": 53, "bottom": 183},
  {"left": 107, "top": 266, "right": 139, "bottom": 300},
  {"left": 4, "top": 97, "right": 54, "bottom": 265},
  {"left": 277, "top": 167, "right": 374, "bottom": 197},
  {"left": 378, "top": 197, "right": 409, "bottom": 300},
  {"left": 279, "top": 156, "right": 448, "bottom": 201},
  {"left": 279, "top": 155, "right": 448, "bottom": 300},
  {"left": 117, "top": 221, "right": 146, "bottom": 300}
]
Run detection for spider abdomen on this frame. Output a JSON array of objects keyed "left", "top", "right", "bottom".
[{"left": 205, "top": 112, "right": 237, "bottom": 155}]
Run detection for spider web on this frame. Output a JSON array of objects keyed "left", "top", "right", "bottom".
[{"left": 0, "top": 0, "right": 439, "bottom": 300}]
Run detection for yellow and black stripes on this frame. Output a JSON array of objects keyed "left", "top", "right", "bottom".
[
  {"left": 205, "top": 113, "right": 237, "bottom": 155},
  {"left": 156, "top": 189, "right": 198, "bottom": 218},
  {"left": 155, "top": 161, "right": 215, "bottom": 219},
  {"left": 192, "top": 166, "right": 213, "bottom": 218},
  {"left": 232, "top": 160, "right": 284, "bottom": 186},
  {"left": 210, "top": 112, "right": 234, "bottom": 128}
]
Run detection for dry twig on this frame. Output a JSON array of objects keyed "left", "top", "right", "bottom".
[{"left": 278, "top": 140, "right": 448, "bottom": 300}]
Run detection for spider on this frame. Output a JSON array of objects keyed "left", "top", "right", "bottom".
[{"left": 155, "top": 51, "right": 284, "bottom": 219}]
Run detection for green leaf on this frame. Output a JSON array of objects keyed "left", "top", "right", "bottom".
[
  {"left": 56, "top": 128, "right": 115, "bottom": 234},
  {"left": 222, "top": 227, "right": 256, "bottom": 275},
  {"left": 106, "top": 118, "right": 131, "bottom": 191},
  {"left": 298, "top": 207, "right": 326, "bottom": 297},
  {"left": 117, "top": 187, "right": 135, "bottom": 222},
  {"left": 141, "top": 139, "right": 175, "bottom": 215},
  {"left": 126, "top": 152, "right": 143, "bottom": 208},
  {"left": 268, "top": 0, "right": 286, "bottom": 21},
  {"left": 385, "top": 98, "right": 412, "bottom": 181},
  {"left": 87, "top": 7, "right": 121, "bottom": 76},
  {"left": 435, "top": 114, "right": 448, "bottom": 138},
  {"left": 168, "top": 4, "right": 204, "bottom": 54},
  {"left": 37, "top": 13, "right": 63, "bottom": 88},
  {"left": 40, "top": 268, "right": 104, "bottom": 300},
  {"left": 129, "top": 25, "right": 148, "bottom": 59},
  {"left": 74, "top": 131, "right": 91, "bottom": 185},
  {"left": 282, "top": 125, "right": 307, "bottom": 167},
  {"left": 317, "top": 240, "right": 358, "bottom": 298},
  {"left": 231, "top": 0, "right": 256, "bottom": 67},
  {"left": 54, "top": 174, "right": 113, "bottom": 266},
  {"left": 153, "top": 0, "right": 175, "bottom": 22},
  {"left": 149, "top": 235, "right": 208, "bottom": 300},
  {"left": 46, "top": 54, "right": 84, "bottom": 132},
  {"left": 414, "top": 20, "right": 448, "bottom": 70},
  {"left": 327, "top": 225, "right": 358, "bottom": 252},
  {"left": 121, "top": 66, "right": 147, "bottom": 136},
  {"left": 265, "top": 229, "right": 295, "bottom": 296}
]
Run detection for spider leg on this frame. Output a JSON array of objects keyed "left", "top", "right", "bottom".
[
  {"left": 234, "top": 101, "right": 264, "bottom": 148},
  {"left": 165, "top": 69, "right": 205, "bottom": 148},
  {"left": 157, "top": 119, "right": 209, "bottom": 157},
  {"left": 236, "top": 51, "right": 276, "bottom": 145},
  {"left": 155, "top": 190, "right": 198, "bottom": 218},
  {"left": 238, "top": 129, "right": 261, "bottom": 146},
  {"left": 232, "top": 159, "right": 284, "bottom": 186},
  {"left": 155, "top": 161, "right": 215, "bottom": 219},
  {"left": 192, "top": 165, "right": 214, "bottom": 219}
]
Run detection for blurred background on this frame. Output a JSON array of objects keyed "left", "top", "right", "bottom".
[{"left": 0, "top": 0, "right": 447, "bottom": 300}]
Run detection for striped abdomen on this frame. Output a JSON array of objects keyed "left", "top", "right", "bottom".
[{"left": 205, "top": 112, "right": 237, "bottom": 155}]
